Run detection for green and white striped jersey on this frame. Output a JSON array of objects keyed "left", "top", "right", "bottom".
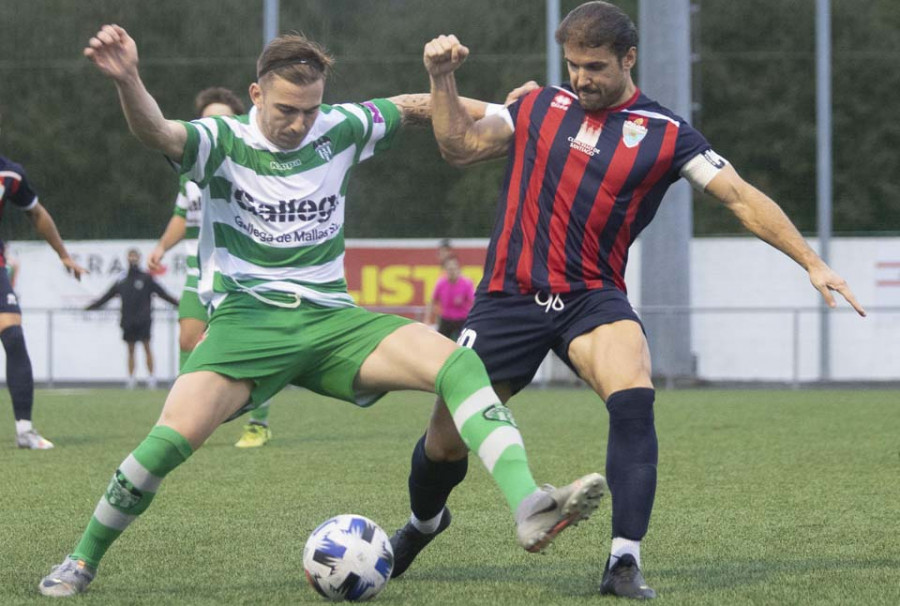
[
  {"left": 179, "top": 99, "right": 401, "bottom": 309},
  {"left": 171, "top": 176, "right": 201, "bottom": 293}
]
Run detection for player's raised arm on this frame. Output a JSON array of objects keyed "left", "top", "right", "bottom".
[
  {"left": 424, "top": 35, "right": 516, "bottom": 166},
  {"left": 386, "top": 80, "right": 536, "bottom": 129},
  {"left": 702, "top": 163, "right": 866, "bottom": 316},
  {"left": 84, "top": 25, "right": 187, "bottom": 161}
]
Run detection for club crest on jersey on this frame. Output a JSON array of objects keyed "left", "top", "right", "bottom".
[
  {"left": 622, "top": 117, "right": 648, "bottom": 148},
  {"left": 551, "top": 93, "right": 573, "bottom": 111},
  {"left": 568, "top": 118, "right": 602, "bottom": 156},
  {"left": 313, "top": 136, "right": 333, "bottom": 161}
]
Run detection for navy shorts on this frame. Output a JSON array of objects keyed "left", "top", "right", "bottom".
[
  {"left": 0, "top": 269, "right": 21, "bottom": 314},
  {"left": 460, "top": 289, "right": 642, "bottom": 395},
  {"left": 122, "top": 321, "right": 151, "bottom": 344}
]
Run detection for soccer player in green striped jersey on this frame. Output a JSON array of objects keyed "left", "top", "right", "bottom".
[
  {"left": 38, "top": 25, "right": 607, "bottom": 597},
  {"left": 148, "top": 87, "right": 275, "bottom": 448}
]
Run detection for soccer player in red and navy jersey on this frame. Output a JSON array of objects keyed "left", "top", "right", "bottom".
[
  {"left": 390, "top": 2, "right": 866, "bottom": 598},
  {"left": 0, "top": 133, "right": 87, "bottom": 449}
]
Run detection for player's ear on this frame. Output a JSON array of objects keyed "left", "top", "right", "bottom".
[
  {"left": 248, "top": 82, "right": 263, "bottom": 108},
  {"left": 622, "top": 47, "right": 637, "bottom": 71}
]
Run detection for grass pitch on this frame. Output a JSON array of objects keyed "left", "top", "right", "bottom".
[{"left": 1, "top": 387, "right": 898, "bottom": 605}]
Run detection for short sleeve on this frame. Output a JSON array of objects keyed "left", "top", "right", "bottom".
[
  {"left": 335, "top": 99, "right": 402, "bottom": 164},
  {"left": 178, "top": 118, "right": 220, "bottom": 184},
  {"left": 671, "top": 121, "right": 712, "bottom": 176},
  {"left": 1, "top": 162, "right": 38, "bottom": 210}
]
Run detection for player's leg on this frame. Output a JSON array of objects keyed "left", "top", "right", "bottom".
[
  {"left": 389, "top": 384, "right": 511, "bottom": 577},
  {"left": 0, "top": 309, "right": 52, "bottom": 450},
  {"left": 125, "top": 339, "right": 137, "bottom": 389},
  {"left": 177, "top": 298, "right": 207, "bottom": 370},
  {"left": 567, "top": 319, "right": 657, "bottom": 599},
  {"left": 141, "top": 335, "right": 156, "bottom": 388},
  {"left": 357, "top": 322, "right": 605, "bottom": 553},
  {"left": 39, "top": 371, "right": 252, "bottom": 597},
  {"left": 178, "top": 295, "right": 273, "bottom": 449},
  {"left": 235, "top": 402, "right": 272, "bottom": 448}
]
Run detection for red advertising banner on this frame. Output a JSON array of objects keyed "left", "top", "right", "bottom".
[{"left": 344, "top": 240, "right": 487, "bottom": 317}]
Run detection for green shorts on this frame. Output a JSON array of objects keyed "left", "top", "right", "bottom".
[
  {"left": 178, "top": 287, "right": 209, "bottom": 322},
  {"left": 180, "top": 292, "right": 412, "bottom": 418}
]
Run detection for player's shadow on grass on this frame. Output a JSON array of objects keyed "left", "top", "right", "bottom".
[
  {"left": 409, "top": 561, "right": 604, "bottom": 597},
  {"left": 656, "top": 557, "right": 900, "bottom": 592}
]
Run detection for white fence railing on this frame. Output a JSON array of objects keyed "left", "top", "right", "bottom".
[{"left": 4, "top": 305, "right": 898, "bottom": 388}]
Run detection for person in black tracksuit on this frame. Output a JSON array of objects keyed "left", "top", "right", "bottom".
[{"left": 86, "top": 248, "right": 178, "bottom": 388}]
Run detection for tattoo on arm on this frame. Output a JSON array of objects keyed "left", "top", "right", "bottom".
[{"left": 391, "top": 94, "right": 432, "bottom": 127}]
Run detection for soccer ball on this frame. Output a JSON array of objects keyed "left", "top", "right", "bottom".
[{"left": 303, "top": 514, "right": 394, "bottom": 601}]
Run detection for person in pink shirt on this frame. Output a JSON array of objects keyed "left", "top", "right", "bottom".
[{"left": 426, "top": 255, "right": 474, "bottom": 341}]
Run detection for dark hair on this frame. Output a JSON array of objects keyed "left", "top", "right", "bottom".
[
  {"left": 438, "top": 238, "right": 452, "bottom": 249},
  {"left": 257, "top": 33, "right": 334, "bottom": 85},
  {"left": 555, "top": 1, "right": 638, "bottom": 59},
  {"left": 194, "top": 87, "right": 246, "bottom": 118}
]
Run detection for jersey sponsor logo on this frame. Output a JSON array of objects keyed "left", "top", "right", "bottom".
[
  {"left": 482, "top": 404, "right": 518, "bottom": 427},
  {"left": 234, "top": 189, "right": 340, "bottom": 224},
  {"left": 622, "top": 117, "right": 649, "bottom": 148},
  {"left": 702, "top": 149, "right": 727, "bottom": 169},
  {"left": 313, "top": 136, "right": 333, "bottom": 161},
  {"left": 568, "top": 118, "right": 603, "bottom": 156},
  {"left": 269, "top": 158, "right": 304, "bottom": 171},
  {"left": 361, "top": 101, "right": 385, "bottom": 124},
  {"left": 551, "top": 93, "right": 572, "bottom": 111}
]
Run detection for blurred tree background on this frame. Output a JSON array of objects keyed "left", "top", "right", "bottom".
[{"left": 0, "top": 0, "right": 898, "bottom": 241}]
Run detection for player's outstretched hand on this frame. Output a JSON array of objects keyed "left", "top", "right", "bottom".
[
  {"left": 424, "top": 35, "right": 469, "bottom": 77},
  {"left": 505, "top": 81, "right": 540, "bottom": 106},
  {"left": 84, "top": 24, "right": 139, "bottom": 81},
  {"left": 61, "top": 257, "right": 88, "bottom": 282},
  {"left": 147, "top": 245, "right": 165, "bottom": 273},
  {"left": 809, "top": 263, "right": 866, "bottom": 317}
]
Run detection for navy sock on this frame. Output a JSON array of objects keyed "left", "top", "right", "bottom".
[
  {"left": 408, "top": 434, "right": 468, "bottom": 521},
  {"left": 605, "top": 387, "right": 658, "bottom": 540},
  {"left": 1, "top": 325, "right": 34, "bottom": 422}
]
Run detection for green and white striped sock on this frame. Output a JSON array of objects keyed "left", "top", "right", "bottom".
[
  {"left": 71, "top": 425, "right": 193, "bottom": 568},
  {"left": 435, "top": 348, "right": 538, "bottom": 512}
]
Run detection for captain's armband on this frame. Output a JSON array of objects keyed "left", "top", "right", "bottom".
[{"left": 680, "top": 149, "right": 729, "bottom": 191}]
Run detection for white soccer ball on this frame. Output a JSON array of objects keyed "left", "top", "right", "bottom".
[{"left": 303, "top": 514, "right": 394, "bottom": 602}]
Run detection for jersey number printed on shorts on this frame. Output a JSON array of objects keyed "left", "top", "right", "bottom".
[{"left": 457, "top": 328, "right": 477, "bottom": 349}]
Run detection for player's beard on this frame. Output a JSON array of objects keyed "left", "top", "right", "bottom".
[{"left": 577, "top": 82, "right": 625, "bottom": 111}]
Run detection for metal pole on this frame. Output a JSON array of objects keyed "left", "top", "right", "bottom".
[
  {"left": 263, "top": 0, "right": 279, "bottom": 45},
  {"left": 47, "top": 310, "right": 54, "bottom": 388},
  {"left": 816, "top": 0, "right": 832, "bottom": 381},
  {"left": 639, "top": 0, "right": 694, "bottom": 381},
  {"left": 546, "top": 0, "right": 561, "bottom": 86},
  {"left": 792, "top": 308, "right": 800, "bottom": 389}
]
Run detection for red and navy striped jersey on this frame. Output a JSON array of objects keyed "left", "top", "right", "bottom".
[
  {"left": 480, "top": 85, "right": 711, "bottom": 295},
  {"left": 0, "top": 155, "right": 39, "bottom": 266}
]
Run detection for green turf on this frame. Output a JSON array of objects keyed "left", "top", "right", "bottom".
[{"left": 1, "top": 388, "right": 898, "bottom": 605}]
